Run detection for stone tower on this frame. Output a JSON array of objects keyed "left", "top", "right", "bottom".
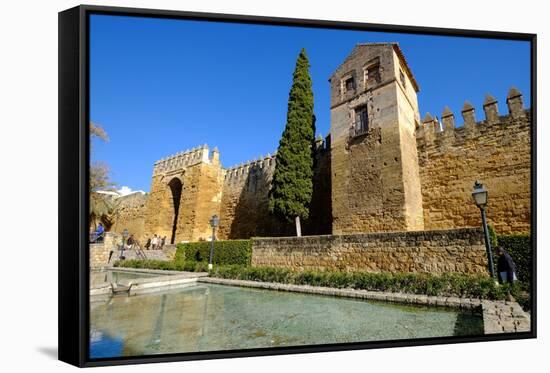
[
  {"left": 143, "top": 145, "right": 224, "bottom": 243},
  {"left": 329, "top": 43, "right": 424, "bottom": 234}
]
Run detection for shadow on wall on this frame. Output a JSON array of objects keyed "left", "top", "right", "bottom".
[
  {"left": 225, "top": 144, "right": 332, "bottom": 239},
  {"left": 304, "top": 142, "right": 332, "bottom": 235},
  {"left": 228, "top": 165, "right": 294, "bottom": 238}
]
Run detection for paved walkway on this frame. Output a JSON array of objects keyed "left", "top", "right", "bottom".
[{"left": 481, "top": 300, "right": 531, "bottom": 334}]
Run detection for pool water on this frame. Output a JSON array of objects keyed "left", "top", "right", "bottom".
[
  {"left": 90, "top": 270, "right": 158, "bottom": 286},
  {"left": 90, "top": 283, "right": 483, "bottom": 358}
]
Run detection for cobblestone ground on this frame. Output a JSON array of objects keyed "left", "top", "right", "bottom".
[{"left": 482, "top": 300, "right": 531, "bottom": 334}]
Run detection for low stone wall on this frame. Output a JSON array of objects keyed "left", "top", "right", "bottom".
[
  {"left": 251, "top": 228, "right": 489, "bottom": 275},
  {"left": 89, "top": 232, "right": 118, "bottom": 268}
]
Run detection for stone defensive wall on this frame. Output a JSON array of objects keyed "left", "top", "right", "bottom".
[
  {"left": 90, "top": 232, "right": 118, "bottom": 268},
  {"left": 152, "top": 145, "right": 212, "bottom": 176},
  {"left": 218, "top": 137, "right": 332, "bottom": 240},
  {"left": 144, "top": 145, "right": 224, "bottom": 243},
  {"left": 218, "top": 153, "right": 289, "bottom": 239},
  {"left": 251, "top": 228, "right": 489, "bottom": 275},
  {"left": 416, "top": 88, "right": 531, "bottom": 234},
  {"left": 110, "top": 192, "right": 148, "bottom": 240},
  {"left": 109, "top": 87, "right": 531, "bottom": 242}
]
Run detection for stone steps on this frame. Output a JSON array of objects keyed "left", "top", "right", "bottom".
[{"left": 116, "top": 249, "right": 169, "bottom": 261}]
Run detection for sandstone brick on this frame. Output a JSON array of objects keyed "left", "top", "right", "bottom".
[{"left": 251, "top": 228, "right": 488, "bottom": 275}]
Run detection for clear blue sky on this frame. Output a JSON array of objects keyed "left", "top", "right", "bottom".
[{"left": 90, "top": 14, "right": 531, "bottom": 193}]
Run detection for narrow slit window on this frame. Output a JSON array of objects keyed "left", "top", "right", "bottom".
[
  {"left": 345, "top": 77, "right": 355, "bottom": 92},
  {"left": 365, "top": 65, "right": 381, "bottom": 87},
  {"left": 354, "top": 105, "right": 369, "bottom": 135}
]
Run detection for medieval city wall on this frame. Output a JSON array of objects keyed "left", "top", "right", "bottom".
[
  {"left": 417, "top": 90, "right": 531, "bottom": 234},
  {"left": 143, "top": 146, "right": 223, "bottom": 243},
  {"left": 251, "top": 228, "right": 488, "bottom": 275},
  {"left": 218, "top": 154, "right": 288, "bottom": 239},
  {"left": 218, "top": 143, "right": 332, "bottom": 240},
  {"left": 219, "top": 140, "right": 332, "bottom": 239},
  {"left": 330, "top": 44, "right": 423, "bottom": 234},
  {"left": 305, "top": 141, "right": 333, "bottom": 235},
  {"left": 107, "top": 41, "right": 531, "bottom": 243},
  {"left": 110, "top": 192, "right": 147, "bottom": 240}
]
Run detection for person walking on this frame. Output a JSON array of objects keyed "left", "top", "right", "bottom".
[
  {"left": 161, "top": 236, "right": 166, "bottom": 249},
  {"left": 496, "top": 246, "right": 518, "bottom": 284},
  {"left": 145, "top": 237, "right": 151, "bottom": 250},
  {"left": 151, "top": 234, "right": 158, "bottom": 250}
]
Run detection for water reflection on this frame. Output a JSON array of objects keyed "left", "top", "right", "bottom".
[
  {"left": 90, "top": 284, "right": 483, "bottom": 358},
  {"left": 90, "top": 270, "right": 157, "bottom": 286}
]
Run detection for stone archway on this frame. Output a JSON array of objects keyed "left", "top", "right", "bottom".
[{"left": 168, "top": 177, "right": 183, "bottom": 244}]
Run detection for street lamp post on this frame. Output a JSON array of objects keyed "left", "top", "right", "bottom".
[
  {"left": 208, "top": 215, "right": 220, "bottom": 270},
  {"left": 471, "top": 181, "right": 496, "bottom": 280}
]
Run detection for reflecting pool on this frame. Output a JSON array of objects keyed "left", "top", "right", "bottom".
[
  {"left": 90, "top": 270, "right": 158, "bottom": 286},
  {"left": 90, "top": 283, "right": 483, "bottom": 358}
]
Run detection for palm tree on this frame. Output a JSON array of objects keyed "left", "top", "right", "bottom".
[
  {"left": 89, "top": 122, "right": 116, "bottom": 230},
  {"left": 90, "top": 192, "right": 115, "bottom": 229}
]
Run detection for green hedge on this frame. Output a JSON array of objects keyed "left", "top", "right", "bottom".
[
  {"left": 177, "top": 240, "right": 252, "bottom": 266},
  {"left": 114, "top": 238, "right": 252, "bottom": 272},
  {"left": 497, "top": 234, "right": 531, "bottom": 283},
  {"left": 113, "top": 259, "right": 209, "bottom": 272},
  {"left": 209, "top": 265, "right": 526, "bottom": 301},
  {"left": 486, "top": 227, "right": 532, "bottom": 284}
]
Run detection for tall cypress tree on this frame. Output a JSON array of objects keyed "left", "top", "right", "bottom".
[{"left": 268, "top": 48, "right": 315, "bottom": 236}]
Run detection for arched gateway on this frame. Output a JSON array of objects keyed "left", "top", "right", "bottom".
[
  {"left": 142, "top": 145, "right": 224, "bottom": 243},
  {"left": 167, "top": 177, "right": 183, "bottom": 244}
]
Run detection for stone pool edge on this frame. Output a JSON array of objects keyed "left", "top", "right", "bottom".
[
  {"left": 90, "top": 268, "right": 208, "bottom": 297},
  {"left": 199, "top": 277, "right": 531, "bottom": 335}
]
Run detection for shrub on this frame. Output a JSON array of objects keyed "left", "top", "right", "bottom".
[
  {"left": 208, "top": 265, "right": 520, "bottom": 301},
  {"left": 114, "top": 259, "right": 211, "bottom": 272},
  {"left": 113, "top": 259, "right": 182, "bottom": 271},
  {"left": 177, "top": 240, "right": 252, "bottom": 266}
]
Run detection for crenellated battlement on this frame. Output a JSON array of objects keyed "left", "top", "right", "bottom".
[
  {"left": 416, "top": 87, "right": 531, "bottom": 234},
  {"left": 153, "top": 144, "right": 219, "bottom": 175},
  {"left": 223, "top": 153, "right": 277, "bottom": 183},
  {"left": 222, "top": 135, "right": 329, "bottom": 183},
  {"left": 120, "top": 46, "right": 531, "bottom": 244},
  {"left": 416, "top": 87, "right": 529, "bottom": 144}
]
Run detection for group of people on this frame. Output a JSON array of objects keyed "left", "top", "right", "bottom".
[{"left": 144, "top": 234, "right": 166, "bottom": 250}]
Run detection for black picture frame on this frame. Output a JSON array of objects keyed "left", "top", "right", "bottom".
[{"left": 59, "top": 4, "right": 537, "bottom": 368}]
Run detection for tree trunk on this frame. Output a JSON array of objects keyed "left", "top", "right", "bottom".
[{"left": 295, "top": 216, "right": 302, "bottom": 237}]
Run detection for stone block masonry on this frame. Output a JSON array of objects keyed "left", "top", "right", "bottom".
[
  {"left": 108, "top": 43, "right": 532, "bottom": 244},
  {"left": 90, "top": 232, "right": 118, "bottom": 268},
  {"left": 329, "top": 43, "right": 424, "bottom": 235},
  {"left": 218, "top": 154, "right": 292, "bottom": 239},
  {"left": 143, "top": 145, "right": 224, "bottom": 243},
  {"left": 110, "top": 192, "right": 147, "bottom": 239},
  {"left": 417, "top": 91, "right": 531, "bottom": 234},
  {"left": 218, "top": 140, "right": 332, "bottom": 240},
  {"left": 251, "top": 228, "right": 489, "bottom": 275}
]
